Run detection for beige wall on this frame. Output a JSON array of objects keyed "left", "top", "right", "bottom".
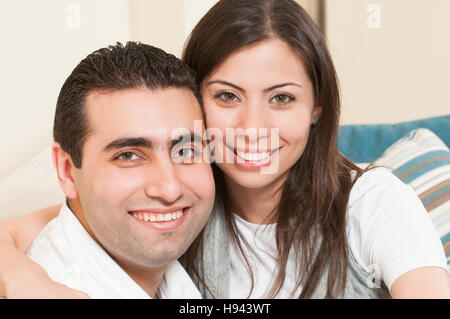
[
  {"left": 297, "top": 0, "right": 324, "bottom": 27},
  {"left": 326, "top": 0, "right": 450, "bottom": 124},
  {"left": 129, "top": 0, "right": 186, "bottom": 57},
  {"left": 0, "top": 0, "right": 130, "bottom": 179}
]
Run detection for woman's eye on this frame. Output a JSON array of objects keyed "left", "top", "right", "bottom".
[
  {"left": 216, "top": 92, "right": 240, "bottom": 103},
  {"left": 117, "top": 152, "right": 140, "bottom": 161},
  {"left": 270, "top": 94, "right": 294, "bottom": 105}
]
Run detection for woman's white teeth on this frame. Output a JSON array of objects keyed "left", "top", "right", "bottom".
[
  {"left": 235, "top": 150, "right": 271, "bottom": 161},
  {"left": 132, "top": 210, "right": 183, "bottom": 223}
]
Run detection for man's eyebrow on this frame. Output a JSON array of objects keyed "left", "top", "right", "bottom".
[
  {"left": 104, "top": 132, "right": 204, "bottom": 152},
  {"left": 104, "top": 137, "right": 153, "bottom": 152},
  {"left": 206, "top": 80, "right": 245, "bottom": 93},
  {"left": 171, "top": 131, "right": 204, "bottom": 148},
  {"left": 263, "top": 82, "right": 303, "bottom": 92}
]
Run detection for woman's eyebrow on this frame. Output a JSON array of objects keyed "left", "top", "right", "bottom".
[
  {"left": 263, "top": 82, "right": 303, "bottom": 92},
  {"left": 206, "top": 80, "right": 302, "bottom": 93},
  {"left": 206, "top": 80, "right": 245, "bottom": 93}
]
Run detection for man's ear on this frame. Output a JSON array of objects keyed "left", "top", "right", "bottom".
[{"left": 52, "top": 142, "right": 78, "bottom": 199}]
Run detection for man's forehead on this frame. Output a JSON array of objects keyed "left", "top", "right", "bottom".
[
  {"left": 84, "top": 87, "right": 203, "bottom": 138},
  {"left": 82, "top": 88, "right": 203, "bottom": 147},
  {"left": 85, "top": 87, "right": 201, "bottom": 115}
]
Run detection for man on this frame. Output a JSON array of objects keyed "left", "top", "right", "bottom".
[{"left": 23, "top": 42, "right": 215, "bottom": 298}]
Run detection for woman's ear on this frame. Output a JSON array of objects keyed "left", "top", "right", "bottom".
[
  {"left": 312, "top": 95, "right": 323, "bottom": 125},
  {"left": 312, "top": 107, "right": 322, "bottom": 124},
  {"left": 52, "top": 142, "right": 78, "bottom": 199}
]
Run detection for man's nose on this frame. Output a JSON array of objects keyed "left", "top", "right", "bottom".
[{"left": 144, "top": 157, "right": 184, "bottom": 204}]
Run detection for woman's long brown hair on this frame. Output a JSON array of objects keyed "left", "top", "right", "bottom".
[{"left": 181, "top": 0, "right": 363, "bottom": 298}]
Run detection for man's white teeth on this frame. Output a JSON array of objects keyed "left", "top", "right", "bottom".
[
  {"left": 132, "top": 210, "right": 183, "bottom": 223},
  {"left": 235, "top": 150, "right": 271, "bottom": 161}
]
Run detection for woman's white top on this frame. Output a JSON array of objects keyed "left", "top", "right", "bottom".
[{"left": 229, "top": 167, "right": 448, "bottom": 298}]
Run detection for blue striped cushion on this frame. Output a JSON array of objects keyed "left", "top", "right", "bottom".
[
  {"left": 338, "top": 115, "right": 450, "bottom": 163},
  {"left": 373, "top": 128, "right": 450, "bottom": 269}
]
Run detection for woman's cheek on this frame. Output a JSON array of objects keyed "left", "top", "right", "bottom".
[
  {"left": 278, "top": 107, "right": 313, "bottom": 138},
  {"left": 204, "top": 101, "right": 238, "bottom": 131},
  {"left": 203, "top": 100, "right": 218, "bottom": 127}
]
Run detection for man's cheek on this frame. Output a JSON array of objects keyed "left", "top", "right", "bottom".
[
  {"left": 93, "top": 169, "right": 145, "bottom": 200},
  {"left": 184, "top": 165, "right": 215, "bottom": 201}
]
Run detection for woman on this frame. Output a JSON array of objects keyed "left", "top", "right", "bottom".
[{"left": 0, "top": 0, "right": 448, "bottom": 298}]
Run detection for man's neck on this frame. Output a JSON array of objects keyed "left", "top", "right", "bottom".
[{"left": 66, "top": 198, "right": 167, "bottom": 298}]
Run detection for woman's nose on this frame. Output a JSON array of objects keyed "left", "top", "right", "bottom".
[{"left": 237, "top": 100, "right": 269, "bottom": 145}]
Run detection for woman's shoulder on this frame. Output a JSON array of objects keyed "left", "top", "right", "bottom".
[
  {"left": 345, "top": 165, "right": 429, "bottom": 242},
  {"left": 348, "top": 166, "right": 414, "bottom": 209},
  {"left": 345, "top": 166, "right": 447, "bottom": 291}
]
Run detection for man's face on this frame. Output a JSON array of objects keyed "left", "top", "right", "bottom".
[{"left": 71, "top": 87, "right": 215, "bottom": 269}]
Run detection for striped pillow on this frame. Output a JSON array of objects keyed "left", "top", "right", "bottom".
[{"left": 373, "top": 128, "right": 450, "bottom": 269}]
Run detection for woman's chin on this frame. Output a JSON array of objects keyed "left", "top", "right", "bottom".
[{"left": 219, "top": 164, "right": 288, "bottom": 192}]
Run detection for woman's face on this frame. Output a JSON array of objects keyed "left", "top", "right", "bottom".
[{"left": 201, "top": 39, "right": 321, "bottom": 191}]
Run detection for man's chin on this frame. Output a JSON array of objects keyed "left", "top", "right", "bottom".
[{"left": 139, "top": 249, "right": 186, "bottom": 267}]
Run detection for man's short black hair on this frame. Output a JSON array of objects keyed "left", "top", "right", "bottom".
[{"left": 54, "top": 41, "right": 202, "bottom": 168}]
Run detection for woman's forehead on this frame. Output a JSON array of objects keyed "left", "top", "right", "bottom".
[{"left": 204, "top": 39, "right": 310, "bottom": 86}]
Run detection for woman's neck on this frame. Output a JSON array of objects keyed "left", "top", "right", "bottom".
[{"left": 225, "top": 173, "right": 287, "bottom": 225}]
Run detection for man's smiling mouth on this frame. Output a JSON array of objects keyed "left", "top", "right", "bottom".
[
  {"left": 128, "top": 207, "right": 189, "bottom": 224},
  {"left": 131, "top": 210, "right": 184, "bottom": 222}
]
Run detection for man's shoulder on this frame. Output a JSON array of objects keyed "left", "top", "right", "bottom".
[
  {"left": 27, "top": 204, "right": 66, "bottom": 256},
  {"left": 26, "top": 203, "right": 82, "bottom": 270}
]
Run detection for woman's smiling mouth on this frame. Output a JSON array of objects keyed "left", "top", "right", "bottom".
[{"left": 225, "top": 144, "right": 281, "bottom": 169}]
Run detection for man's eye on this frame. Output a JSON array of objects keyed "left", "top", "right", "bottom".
[
  {"left": 117, "top": 152, "right": 140, "bottom": 161},
  {"left": 180, "top": 148, "right": 193, "bottom": 158},
  {"left": 215, "top": 92, "right": 240, "bottom": 103},
  {"left": 172, "top": 147, "right": 201, "bottom": 163},
  {"left": 270, "top": 94, "right": 294, "bottom": 105}
]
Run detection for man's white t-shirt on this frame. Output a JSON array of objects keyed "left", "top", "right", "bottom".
[
  {"left": 27, "top": 203, "right": 201, "bottom": 299},
  {"left": 229, "top": 167, "right": 448, "bottom": 298}
]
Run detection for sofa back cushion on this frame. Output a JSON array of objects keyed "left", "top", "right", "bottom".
[
  {"left": 338, "top": 115, "right": 450, "bottom": 163},
  {"left": 373, "top": 128, "right": 450, "bottom": 269}
]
